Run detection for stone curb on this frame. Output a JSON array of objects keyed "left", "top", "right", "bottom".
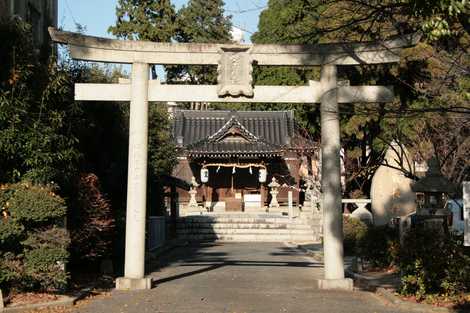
[
  {"left": 344, "top": 267, "right": 382, "bottom": 291},
  {"left": 294, "top": 243, "right": 324, "bottom": 262},
  {"left": 2, "top": 294, "right": 77, "bottom": 313},
  {"left": 0, "top": 286, "right": 96, "bottom": 313}
]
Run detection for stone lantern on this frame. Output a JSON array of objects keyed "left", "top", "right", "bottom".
[
  {"left": 188, "top": 176, "right": 200, "bottom": 209},
  {"left": 411, "top": 157, "right": 456, "bottom": 216},
  {"left": 268, "top": 177, "right": 280, "bottom": 209}
]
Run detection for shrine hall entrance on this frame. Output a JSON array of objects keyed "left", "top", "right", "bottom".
[{"left": 205, "top": 165, "right": 263, "bottom": 212}]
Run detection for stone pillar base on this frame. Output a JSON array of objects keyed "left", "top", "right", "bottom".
[
  {"left": 116, "top": 277, "right": 152, "bottom": 290},
  {"left": 0, "top": 288, "right": 4, "bottom": 309},
  {"left": 317, "top": 278, "right": 353, "bottom": 291}
]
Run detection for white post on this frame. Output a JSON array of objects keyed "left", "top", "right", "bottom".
[
  {"left": 464, "top": 182, "right": 470, "bottom": 246},
  {"left": 288, "top": 191, "right": 294, "bottom": 218},
  {"left": 318, "top": 64, "right": 352, "bottom": 290},
  {"left": 116, "top": 62, "right": 152, "bottom": 290}
]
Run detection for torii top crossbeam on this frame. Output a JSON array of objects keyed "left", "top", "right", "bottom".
[
  {"left": 50, "top": 28, "right": 418, "bottom": 66},
  {"left": 49, "top": 28, "right": 417, "bottom": 104}
]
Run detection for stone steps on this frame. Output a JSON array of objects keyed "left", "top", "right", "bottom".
[
  {"left": 176, "top": 222, "right": 314, "bottom": 230},
  {"left": 176, "top": 233, "right": 318, "bottom": 242},
  {"left": 175, "top": 214, "right": 321, "bottom": 243},
  {"left": 177, "top": 217, "right": 321, "bottom": 224},
  {"left": 176, "top": 228, "right": 318, "bottom": 235}
]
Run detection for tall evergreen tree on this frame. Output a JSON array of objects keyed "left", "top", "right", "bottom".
[
  {"left": 252, "top": 0, "right": 321, "bottom": 44},
  {"left": 108, "top": 0, "right": 176, "bottom": 42},
  {"left": 213, "top": 0, "right": 321, "bottom": 136},
  {"left": 109, "top": 0, "right": 177, "bottom": 79},
  {"left": 108, "top": 0, "right": 178, "bottom": 204},
  {"left": 175, "top": 0, "right": 232, "bottom": 44},
  {"left": 168, "top": 0, "right": 232, "bottom": 84}
]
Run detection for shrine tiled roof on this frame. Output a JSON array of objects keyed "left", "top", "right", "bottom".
[{"left": 172, "top": 110, "right": 315, "bottom": 158}]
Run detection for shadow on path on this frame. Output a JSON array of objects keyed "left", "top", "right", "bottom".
[{"left": 149, "top": 242, "right": 322, "bottom": 287}]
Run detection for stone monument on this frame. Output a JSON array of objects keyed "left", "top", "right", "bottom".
[
  {"left": 371, "top": 142, "right": 416, "bottom": 225},
  {"left": 306, "top": 176, "right": 322, "bottom": 211}
]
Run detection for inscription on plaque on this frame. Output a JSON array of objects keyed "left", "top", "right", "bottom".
[{"left": 217, "top": 47, "right": 253, "bottom": 97}]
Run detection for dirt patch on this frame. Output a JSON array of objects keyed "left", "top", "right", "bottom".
[{"left": 7, "top": 293, "right": 60, "bottom": 307}]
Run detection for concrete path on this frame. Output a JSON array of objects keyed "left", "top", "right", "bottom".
[{"left": 74, "top": 242, "right": 411, "bottom": 313}]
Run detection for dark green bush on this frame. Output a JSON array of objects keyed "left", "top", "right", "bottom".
[
  {"left": 0, "top": 219, "right": 24, "bottom": 250},
  {"left": 343, "top": 216, "right": 368, "bottom": 255},
  {"left": 398, "top": 226, "right": 470, "bottom": 300},
  {"left": 0, "top": 182, "right": 70, "bottom": 292},
  {"left": 4, "top": 182, "right": 66, "bottom": 224},
  {"left": 357, "top": 225, "right": 399, "bottom": 268},
  {"left": 23, "top": 247, "right": 69, "bottom": 291},
  {"left": 23, "top": 227, "right": 70, "bottom": 250},
  {"left": 0, "top": 252, "right": 23, "bottom": 289}
]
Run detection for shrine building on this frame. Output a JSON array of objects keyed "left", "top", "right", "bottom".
[{"left": 171, "top": 109, "right": 318, "bottom": 215}]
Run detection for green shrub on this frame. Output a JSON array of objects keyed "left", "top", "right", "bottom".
[
  {"left": 3, "top": 182, "right": 66, "bottom": 224},
  {"left": 23, "top": 247, "right": 69, "bottom": 291},
  {"left": 22, "top": 227, "right": 70, "bottom": 250},
  {"left": 343, "top": 216, "right": 368, "bottom": 255},
  {"left": 0, "top": 252, "right": 23, "bottom": 290},
  {"left": 0, "top": 219, "right": 24, "bottom": 250},
  {"left": 357, "top": 225, "right": 399, "bottom": 268},
  {"left": 0, "top": 182, "right": 70, "bottom": 292},
  {"left": 398, "top": 226, "right": 470, "bottom": 300}
]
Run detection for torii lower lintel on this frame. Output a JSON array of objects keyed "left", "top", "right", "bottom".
[{"left": 74, "top": 82, "right": 394, "bottom": 104}]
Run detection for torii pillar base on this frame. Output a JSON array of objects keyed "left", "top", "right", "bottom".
[
  {"left": 317, "top": 278, "right": 353, "bottom": 291},
  {"left": 116, "top": 277, "right": 152, "bottom": 290}
]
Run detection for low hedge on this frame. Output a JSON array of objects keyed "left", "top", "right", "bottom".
[
  {"left": 343, "top": 216, "right": 368, "bottom": 255},
  {"left": 398, "top": 226, "right": 470, "bottom": 300},
  {"left": 0, "top": 182, "right": 70, "bottom": 292}
]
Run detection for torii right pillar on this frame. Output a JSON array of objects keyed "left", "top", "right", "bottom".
[{"left": 318, "top": 64, "right": 353, "bottom": 290}]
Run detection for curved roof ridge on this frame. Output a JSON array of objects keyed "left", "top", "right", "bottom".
[
  {"left": 207, "top": 115, "right": 259, "bottom": 142},
  {"left": 176, "top": 109, "right": 294, "bottom": 114}
]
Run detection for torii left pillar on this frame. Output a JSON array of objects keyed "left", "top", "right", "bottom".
[{"left": 116, "top": 62, "right": 153, "bottom": 290}]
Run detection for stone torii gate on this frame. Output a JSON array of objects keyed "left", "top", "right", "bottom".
[{"left": 49, "top": 28, "right": 416, "bottom": 291}]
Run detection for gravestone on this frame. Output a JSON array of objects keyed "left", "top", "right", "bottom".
[
  {"left": 464, "top": 182, "right": 469, "bottom": 246},
  {"left": 371, "top": 142, "right": 416, "bottom": 225}
]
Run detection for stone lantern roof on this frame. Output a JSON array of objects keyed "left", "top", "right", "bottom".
[{"left": 411, "top": 157, "right": 456, "bottom": 194}]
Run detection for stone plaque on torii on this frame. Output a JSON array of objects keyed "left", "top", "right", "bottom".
[{"left": 49, "top": 28, "right": 417, "bottom": 291}]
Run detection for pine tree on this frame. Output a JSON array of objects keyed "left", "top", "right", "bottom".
[
  {"left": 176, "top": 0, "right": 232, "bottom": 44},
  {"left": 108, "top": 0, "right": 178, "bottom": 194},
  {"left": 108, "top": 0, "right": 176, "bottom": 42},
  {"left": 212, "top": 0, "right": 321, "bottom": 135},
  {"left": 168, "top": 0, "right": 232, "bottom": 85}
]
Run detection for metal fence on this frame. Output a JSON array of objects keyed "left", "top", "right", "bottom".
[{"left": 147, "top": 216, "right": 166, "bottom": 251}]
